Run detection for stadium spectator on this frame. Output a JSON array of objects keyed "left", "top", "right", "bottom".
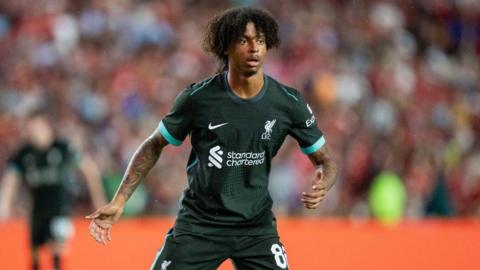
[{"left": 0, "top": 0, "right": 479, "bottom": 218}]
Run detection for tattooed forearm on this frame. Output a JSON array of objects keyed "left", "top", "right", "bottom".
[
  {"left": 114, "top": 134, "right": 166, "bottom": 204},
  {"left": 308, "top": 148, "right": 338, "bottom": 190}
]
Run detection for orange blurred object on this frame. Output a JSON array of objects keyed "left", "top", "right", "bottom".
[{"left": 0, "top": 217, "right": 479, "bottom": 270}]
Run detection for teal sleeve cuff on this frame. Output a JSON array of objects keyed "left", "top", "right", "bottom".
[
  {"left": 158, "top": 121, "right": 183, "bottom": 146},
  {"left": 301, "top": 136, "right": 325, "bottom": 154},
  {"left": 7, "top": 164, "right": 20, "bottom": 173}
]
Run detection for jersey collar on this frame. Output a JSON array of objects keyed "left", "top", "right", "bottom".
[{"left": 223, "top": 71, "right": 268, "bottom": 104}]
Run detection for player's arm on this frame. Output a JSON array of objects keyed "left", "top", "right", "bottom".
[
  {"left": 78, "top": 154, "right": 107, "bottom": 210},
  {"left": 308, "top": 146, "right": 337, "bottom": 190},
  {"left": 86, "top": 129, "right": 169, "bottom": 244},
  {"left": 301, "top": 146, "right": 337, "bottom": 209},
  {"left": 112, "top": 129, "right": 168, "bottom": 207},
  {"left": 0, "top": 169, "right": 20, "bottom": 220}
]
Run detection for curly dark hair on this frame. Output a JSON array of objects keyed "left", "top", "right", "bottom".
[{"left": 203, "top": 7, "right": 280, "bottom": 72}]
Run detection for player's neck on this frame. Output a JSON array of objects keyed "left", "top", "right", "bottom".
[
  {"left": 31, "top": 137, "right": 54, "bottom": 150},
  {"left": 227, "top": 70, "right": 264, "bottom": 99}
]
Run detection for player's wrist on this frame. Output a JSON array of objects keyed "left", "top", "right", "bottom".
[{"left": 111, "top": 195, "right": 127, "bottom": 208}]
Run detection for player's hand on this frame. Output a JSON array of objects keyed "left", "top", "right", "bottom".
[
  {"left": 85, "top": 201, "right": 124, "bottom": 245},
  {"left": 302, "top": 168, "right": 327, "bottom": 209}
]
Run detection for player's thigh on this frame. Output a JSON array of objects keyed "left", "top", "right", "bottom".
[
  {"left": 231, "top": 236, "right": 289, "bottom": 270},
  {"left": 150, "top": 229, "right": 228, "bottom": 270},
  {"left": 30, "top": 216, "right": 50, "bottom": 247}
]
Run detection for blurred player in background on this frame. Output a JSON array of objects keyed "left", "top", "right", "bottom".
[
  {"left": 87, "top": 7, "right": 337, "bottom": 270},
  {"left": 0, "top": 108, "right": 106, "bottom": 270}
]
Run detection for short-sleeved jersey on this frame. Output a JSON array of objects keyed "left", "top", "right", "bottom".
[
  {"left": 159, "top": 72, "right": 325, "bottom": 236},
  {"left": 8, "top": 139, "right": 79, "bottom": 216}
]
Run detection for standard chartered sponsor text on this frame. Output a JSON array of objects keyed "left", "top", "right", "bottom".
[{"left": 226, "top": 150, "right": 265, "bottom": 166}]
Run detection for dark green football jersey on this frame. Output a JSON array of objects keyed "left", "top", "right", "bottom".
[
  {"left": 159, "top": 72, "right": 325, "bottom": 236},
  {"left": 8, "top": 139, "right": 79, "bottom": 216}
]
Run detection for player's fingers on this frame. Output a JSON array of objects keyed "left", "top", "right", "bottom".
[
  {"left": 304, "top": 199, "right": 322, "bottom": 207},
  {"left": 96, "top": 225, "right": 105, "bottom": 245},
  {"left": 88, "top": 221, "right": 94, "bottom": 237},
  {"left": 85, "top": 211, "right": 100, "bottom": 219},
  {"left": 88, "top": 222, "right": 99, "bottom": 242},
  {"left": 301, "top": 193, "right": 325, "bottom": 204},
  {"left": 302, "top": 190, "right": 326, "bottom": 199},
  {"left": 91, "top": 222, "right": 100, "bottom": 243},
  {"left": 94, "top": 219, "right": 113, "bottom": 244},
  {"left": 89, "top": 221, "right": 104, "bottom": 244},
  {"left": 94, "top": 219, "right": 112, "bottom": 230},
  {"left": 312, "top": 186, "right": 325, "bottom": 192},
  {"left": 304, "top": 202, "right": 320, "bottom": 209},
  {"left": 303, "top": 193, "right": 326, "bottom": 201},
  {"left": 106, "top": 226, "right": 112, "bottom": 242},
  {"left": 88, "top": 221, "right": 97, "bottom": 237},
  {"left": 99, "top": 227, "right": 108, "bottom": 245},
  {"left": 304, "top": 204, "right": 313, "bottom": 209},
  {"left": 301, "top": 197, "right": 324, "bottom": 205}
]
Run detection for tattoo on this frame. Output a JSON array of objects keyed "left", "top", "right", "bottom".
[
  {"left": 116, "top": 134, "right": 165, "bottom": 202},
  {"left": 308, "top": 148, "right": 338, "bottom": 190}
]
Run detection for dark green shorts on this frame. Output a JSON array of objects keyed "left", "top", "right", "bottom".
[
  {"left": 31, "top": 214, "right": 73, "bottom": 247},
  {"left": 150, "top": 228, "right": 289, "bottom": 270}
]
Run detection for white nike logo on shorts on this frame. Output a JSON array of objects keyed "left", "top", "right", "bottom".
[{"left": 208, "top": 122, "right": 229, "bottom": 130}]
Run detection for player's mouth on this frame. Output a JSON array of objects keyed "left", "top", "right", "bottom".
[{"left": 246, "top": 56, "right": 260, "bottom": 67}]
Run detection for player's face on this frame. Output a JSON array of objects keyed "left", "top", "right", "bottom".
[
  {"left": 26, "top": 116, "right": 54, "bottom": 148},
  {"left": 227, "top": 22, "right": 267, "bottom": 77}
]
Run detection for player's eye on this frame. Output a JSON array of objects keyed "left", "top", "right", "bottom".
[
  {"left": 238, "top": 38, "right": 247, "bottom": 45},
  {"left": 257, "top": 38, "right": 266, "bottom": 45}
]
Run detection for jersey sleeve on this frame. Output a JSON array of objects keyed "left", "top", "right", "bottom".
[
  {"left": 288, "top": 94, "right": 325, "bottom": 155},
  {"left": 158, "top": 88, "right": 193, "bottom": 146},
  {"left": 6, "top": 151, "right": 22, "bottom": 174}
]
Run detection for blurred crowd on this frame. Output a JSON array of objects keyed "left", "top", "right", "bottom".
[{"left": 0, "top": 0, "right": 479, "bottom": 218}]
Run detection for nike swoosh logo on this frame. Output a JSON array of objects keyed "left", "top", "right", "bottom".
[{"left": 208, "top": 122, "right": 229, "bottom": 130}]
